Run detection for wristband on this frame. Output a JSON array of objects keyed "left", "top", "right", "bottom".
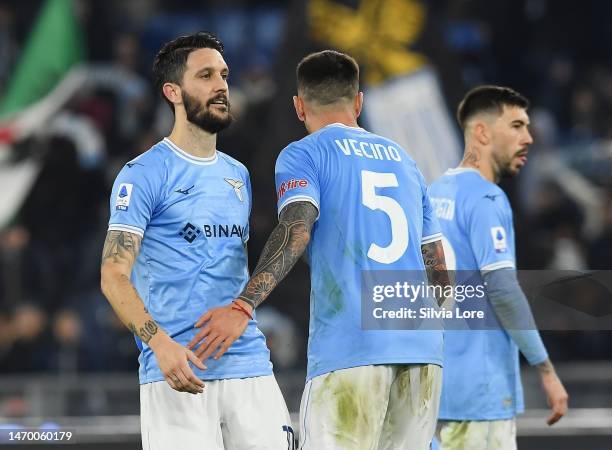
[{"left": 232, "top": 300, "right": 253, "bottom": 320}]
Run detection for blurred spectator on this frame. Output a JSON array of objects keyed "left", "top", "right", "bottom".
[
  {"left": 0, "top": 304, "right": 49, "bottom": 373},
  {"left": 11, "top": 136, "right": 106, "bottom": 311}
]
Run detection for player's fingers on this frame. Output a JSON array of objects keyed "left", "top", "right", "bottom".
[
  {"left": 175, "top": 369, "right": 198, "bottom": 394},
  {"left": 195, "top": 311, "right": 213, "bottom": 328},
  {"left": 187, "top": 349, "right": 207, "bottom": 371},
  {"left": 193, "top": 332, "right": 218, "bottom": 357},
  {"left": 187, "top": 327, "right": 212, "bottom": 349},
  {"left": 181, "top": 364, "right": 204, "bottom": 390},
  {"left": 167, "top": 373, "right": 184, "bottom": 392},
  {"left": 547, "top": 410, "right": 563, "bottom": 426},
  {"left": 213, "top": 338, "right": 234, "bottom": 360},
  {"left": 165, "top": 376, "right": 178, "bottom": 391},
  {"left": 197, "top": 335, "right": 224, "bottom": 361},
  {"left": 179, "top": 366, "right": 204, "bottom": 393}
]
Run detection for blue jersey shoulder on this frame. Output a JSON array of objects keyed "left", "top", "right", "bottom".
[
  {"left": 125, "top": 141, "right": 169, "bottom": 169},
  {"left": 454, "top": 172, "right": 509, "bottom": 209},
  {"left": 115, "top": 142, "right": 172, "bottom": 187}
]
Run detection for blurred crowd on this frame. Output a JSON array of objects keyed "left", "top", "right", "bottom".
[{"left": 1, "top": 0, "right": 612, "bottom": 378}]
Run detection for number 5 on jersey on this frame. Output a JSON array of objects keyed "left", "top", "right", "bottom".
[{"left": 361, "top": 170, "right": 409, "bottom": 264}]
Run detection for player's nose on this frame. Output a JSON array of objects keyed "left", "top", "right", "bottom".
[{"left": 213, "top": 74, "right": 228, "bottom": 93}]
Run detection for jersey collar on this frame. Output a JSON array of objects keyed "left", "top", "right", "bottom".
[
  {"left": 323, "top": 122, "right": 366, "bottom": 131},
  {"left": 163, "top": 138, "right": 219, "bottom": 166},
  {"left": 445, "top": 167, "right": 484, "bottom": 178}
]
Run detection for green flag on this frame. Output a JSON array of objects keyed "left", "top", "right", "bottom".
[{"left": 0, "top": 0, "right": 83, "bottom": 118}]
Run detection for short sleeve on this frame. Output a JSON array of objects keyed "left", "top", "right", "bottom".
[
  {"left": 107, "top": 163, "right": 162, "bottom": 237},
  {"left": 275, "top": 143, "right": 320, "bottom": 218},
  {"left": 467, "top": 194, "right": 515, "bottom": 272},
  {"left": 421, "top": 173, "right": 442, "bottom": 245}
]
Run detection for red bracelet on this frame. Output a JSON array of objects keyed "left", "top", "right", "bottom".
[{"left": 232, "top": 300, "right": 253, "bottom": 320}]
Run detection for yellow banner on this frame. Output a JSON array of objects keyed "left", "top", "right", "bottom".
[{"left": 308, "top": 0, "right": 428, "bottom": 85}]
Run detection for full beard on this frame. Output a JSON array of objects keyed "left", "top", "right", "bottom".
[
  {"left": 494, "top": 152, "right": 521, "bottom": 180},
  {"left": 182, "top": 91, "right": 233, "bottom": 134}
]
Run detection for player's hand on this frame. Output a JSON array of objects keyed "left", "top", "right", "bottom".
[
  {"left": 540, "top": 369, "right": 569, "bottom": 425},
  {"left": 187, "top": 302, "right": 251, "bottom": 362},
  {"left": 149, "top": 333, "right": 206, "bottom": 394}
]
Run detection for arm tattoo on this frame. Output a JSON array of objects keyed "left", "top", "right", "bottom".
[
  {"left": 238, "top": 202, "right": 318, "bottom": 309},
  {"left": 128, "top": 320, "right": 159, "bottom": 344},
  {"left": 421, "top": 240, "right": 451, "bottom": 307},
  {"left": 101, "top": 230, "right": 141, "bottom": 265}
]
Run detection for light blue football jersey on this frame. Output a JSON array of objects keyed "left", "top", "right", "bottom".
[
  {"left": 429, "top": 167, "right": 523, "bottom": 420},
  {"left": 275, "top": 123, "right": 444, "bottom": 380},
  {"left": 108, "top": 138, "right": 272, "bottom": 384}
]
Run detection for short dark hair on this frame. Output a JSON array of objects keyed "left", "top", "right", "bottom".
[
  {"left": 152, "top": 31, "right": 224, "bottom": 110},
  {"left": 296, "top": 50, "right": 359, "bottom": 105},
  {"left": 457, "top": 85, "right": 530, "bottom": 130}
]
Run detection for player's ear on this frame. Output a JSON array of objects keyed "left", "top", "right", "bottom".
[
  {"left": 293, "top": 95, "right": 306, "bottom": 122},
  {"left": 354, "top": 92, "right": 364, "bottom": 118},
  {"left": 473, "top": 121, "right": 490, "bottom": 146},
  {"left": 162, "top": 82, "right": 182, "bottom": 107}
]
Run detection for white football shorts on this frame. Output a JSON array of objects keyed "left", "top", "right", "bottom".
[
  {"left": 299, "top": 364, "right": 442, "bottom": 450},
  {"left": 140, "top": 374, "right": 294, "bottom": 450},
  {"left": 437, "top": 419, "right": 517, "bottom": 450}
]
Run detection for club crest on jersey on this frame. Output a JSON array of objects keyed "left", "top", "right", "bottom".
[
  {"left": 490, "top": 226, "right": 508, "bottom": 253},
  {"left": 277, "top": 179, "right": 308, "bottom": 200},
  {"left": 115, "top": 183, "right": 133, "bottom": 211},
  {"left": 224, "top": 178, "right": 245, "bottom": 202}
]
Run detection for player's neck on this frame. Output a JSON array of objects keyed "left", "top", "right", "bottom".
[
  {"left": 306, "top": 113, "right": 359, "bottom": 134},
  {"left": 168, "top": 122, "right": 217, "bottom": 159},
  {"left": 459, "top": 145, "right": 498, "bottom": 184}
]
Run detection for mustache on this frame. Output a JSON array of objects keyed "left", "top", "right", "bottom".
[{"left": 207, "top": 94, "right": 229, "bottom": 107}]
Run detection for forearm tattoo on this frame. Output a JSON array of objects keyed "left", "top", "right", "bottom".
[
  {"left": 101, "top": 231, "right": 159, "bottom": 342},
  {"left": 128, "top": 320, "right": 159, "bottom": 344},
  {"left": 238, "top": 202, "right": 318, "bottom": 309},
  {"left": 421, "top": 240, "right": 451, "bottom": 307}
]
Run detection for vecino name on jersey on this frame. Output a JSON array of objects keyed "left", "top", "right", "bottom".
[{"left": 334, "top": 139, "right": 402, "bottom": 161}]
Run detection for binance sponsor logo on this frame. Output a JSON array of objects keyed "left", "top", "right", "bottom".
[{"left": 179, "top": 223, "right": 244, "bottom": 243}]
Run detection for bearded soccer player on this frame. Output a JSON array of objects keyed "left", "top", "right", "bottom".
[
  {"left": 189, "top": 50, "right": 449, "bottom": 449},
  {"left": 100, "top": 32, "right": 292, "bottom": 450},
  {"left": 429, "top": 86, "right": 568, "bottom": 450}
]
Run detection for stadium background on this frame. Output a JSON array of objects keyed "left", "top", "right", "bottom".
[{"left": 0, "top": 0, "right": 611, "bottom": 448}]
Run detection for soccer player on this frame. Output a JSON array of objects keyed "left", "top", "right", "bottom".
[
  {"left": 189, "top": 50, "right": 448, "bottom": 449},
  {"left": 100, "top": 32, "right": 292, "bottom": 450},
  {"left": 428, "top": 86, "right": 569, "bottom": 450}
]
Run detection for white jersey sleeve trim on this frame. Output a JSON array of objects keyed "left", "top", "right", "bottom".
[
  {"left": 480, "top": 260, "right": 515, "bottom": 272},
  {"left": 277, "top": 195, "right": 320, "bottom": 220},
  {"left": 421, "top": 232, "right": 443, "bottom": 245},
  {"left": 108, "top": 224, "right": 145, "bottom": 238}
]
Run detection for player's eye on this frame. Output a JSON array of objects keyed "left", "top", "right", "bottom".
[{"left": 221, "top": 73, "right": 229, "bottom": 80}]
